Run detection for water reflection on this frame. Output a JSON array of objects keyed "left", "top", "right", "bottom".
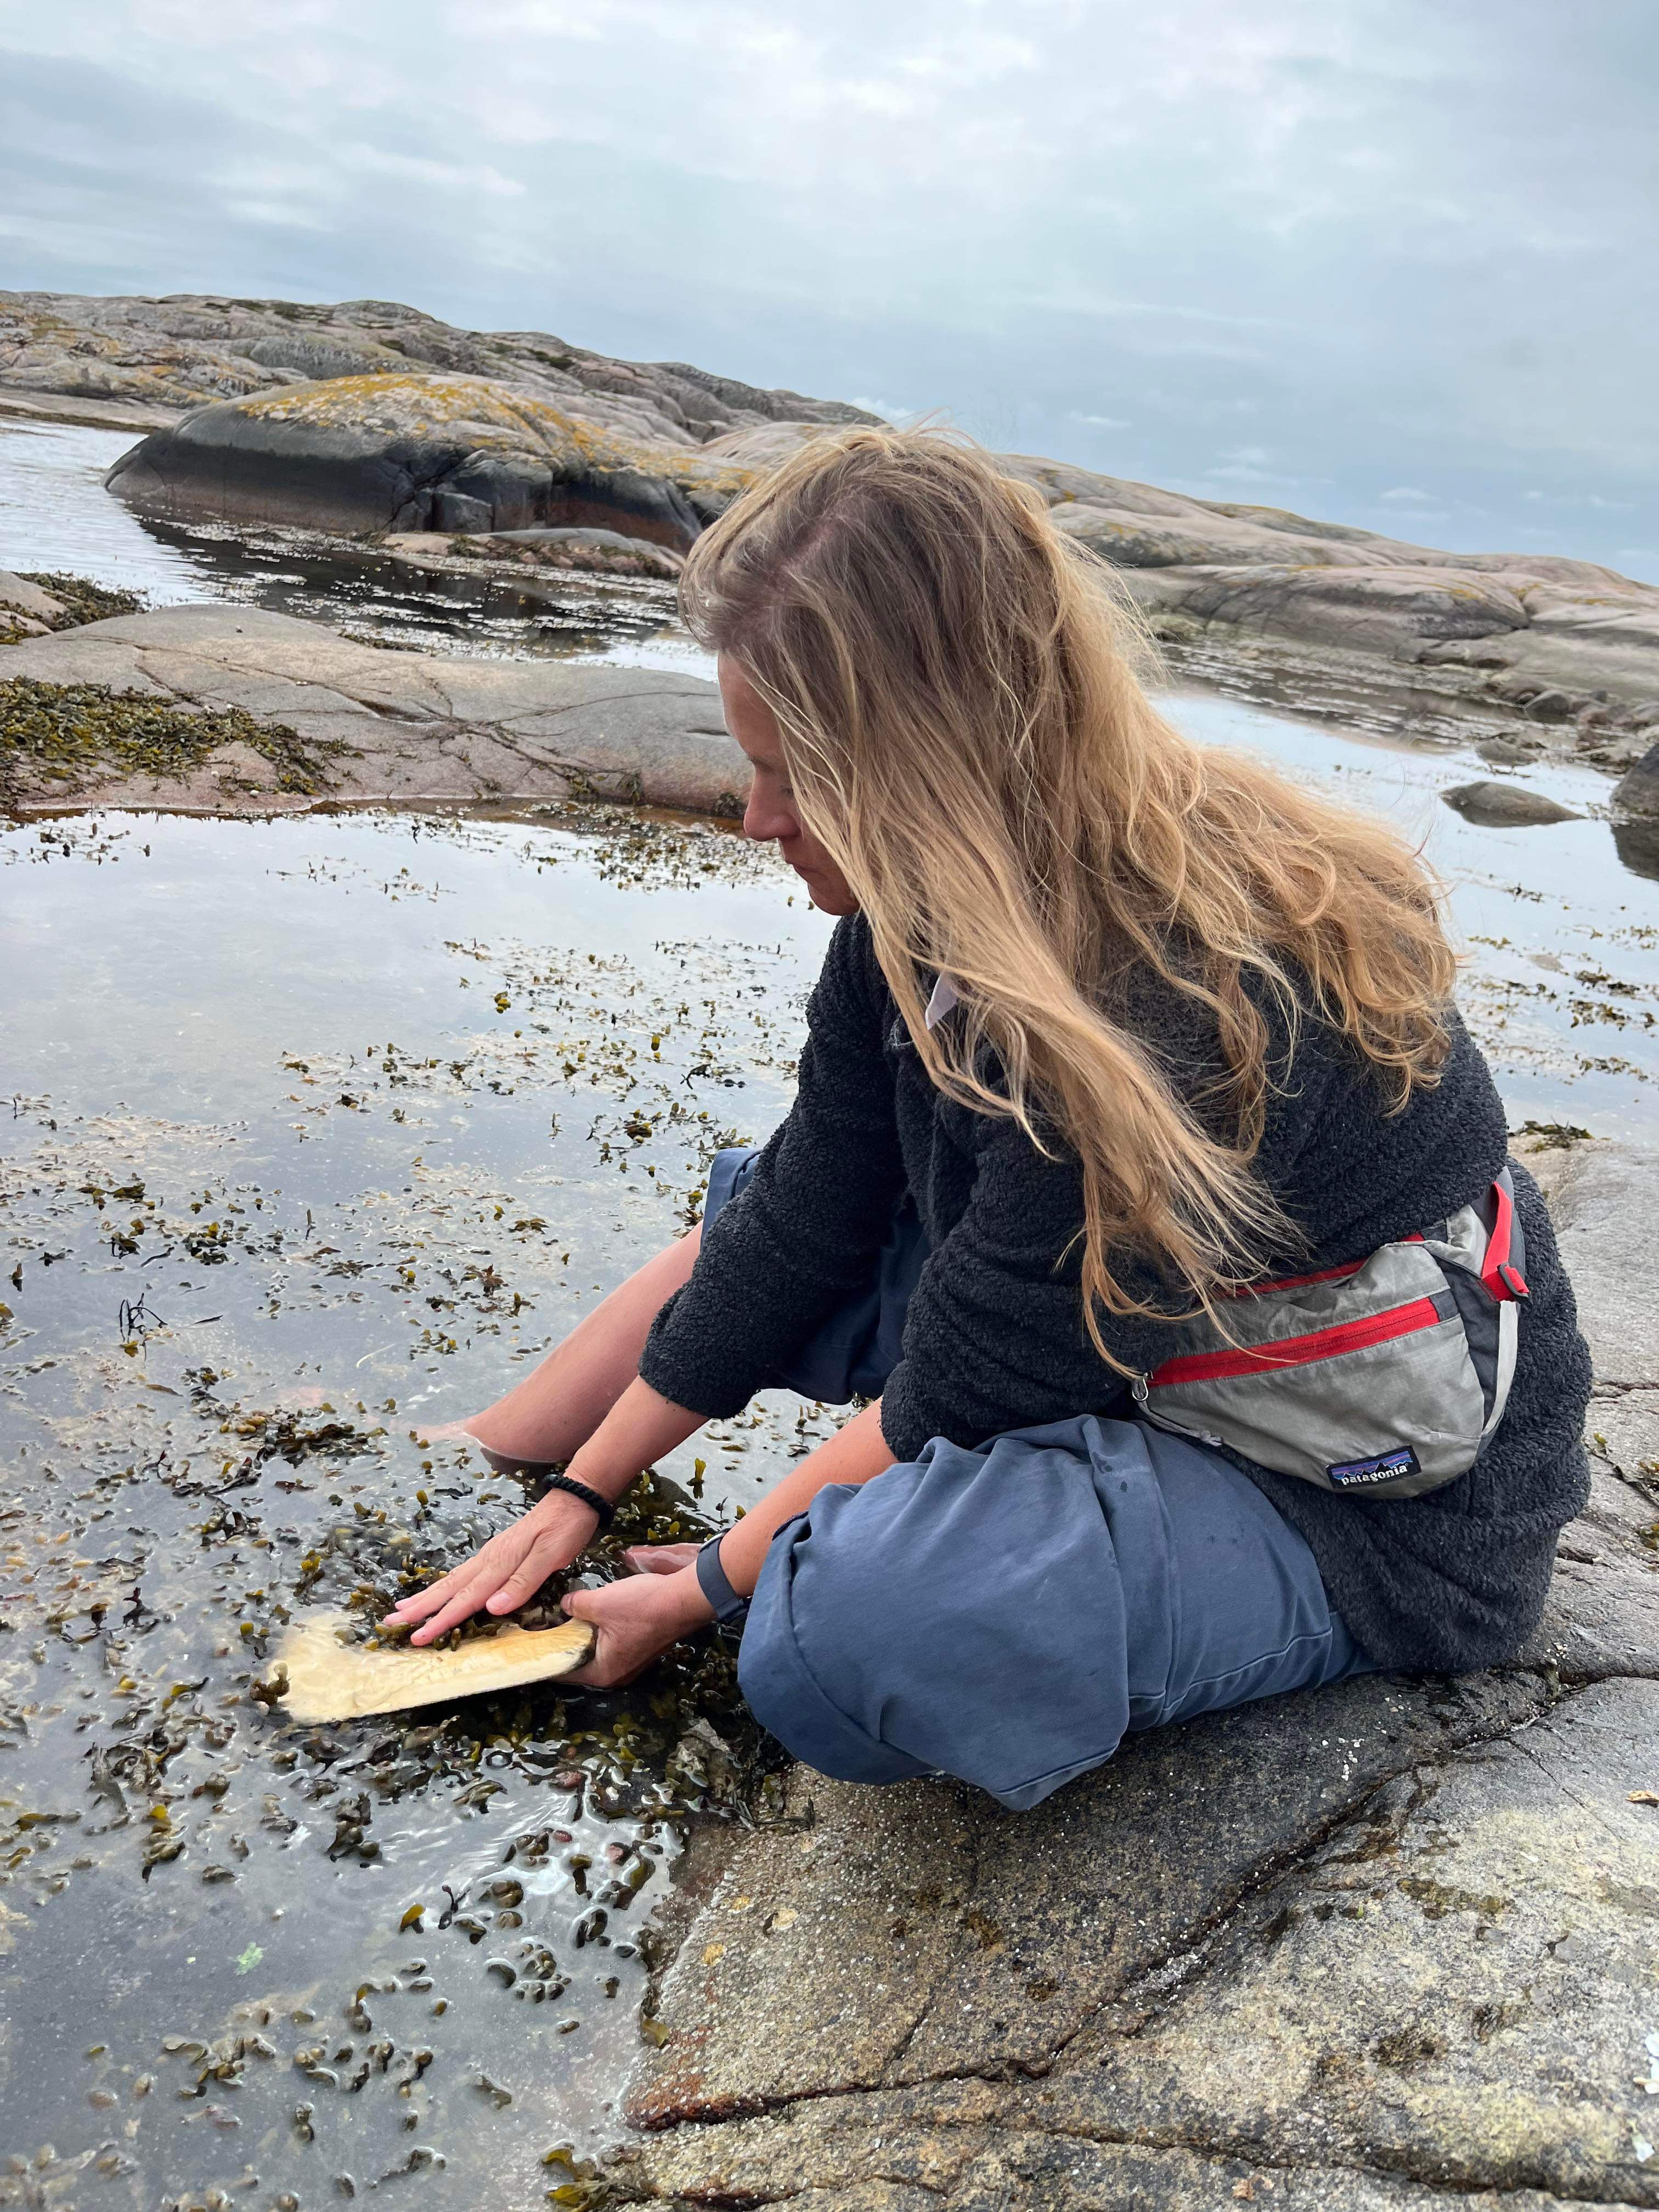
[
  {"left": 1612, "top": 817, "right": 1659, "bottom": 884},
  {"left": 0, "top": 419, "right": 700, "bottom": 667},
  {"left": 0, "top": 807, "right": 833, "bottom": 2199}
]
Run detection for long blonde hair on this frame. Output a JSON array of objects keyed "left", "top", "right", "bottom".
[{"left": 681, "top": 427, "right": 1456, "bottom": 1357}]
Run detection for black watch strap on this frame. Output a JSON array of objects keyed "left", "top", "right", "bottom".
[
  {"left": 543, "top": 1471, "right": 615, "bottom": 1530},
  {"left": 696, "top": 1533, "right": 749, "bottom": 1626}
]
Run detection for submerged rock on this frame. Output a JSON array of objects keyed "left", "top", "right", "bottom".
[
  {"left": 1440, "top": 778, "right": 1582, "bottom": 826},
  {"left": 0, "top": 603, "right": 743, "bottom": 814},
  {"left": 383, "top": 523, "right": 685, "bottom": 582}
]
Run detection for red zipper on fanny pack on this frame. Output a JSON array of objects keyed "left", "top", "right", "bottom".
[{"left": 1145, "top": 1295, "right": 1448, "bottom": 1390}]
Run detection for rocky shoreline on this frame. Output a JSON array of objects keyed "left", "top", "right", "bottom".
[
  {"left": 4, "top": 293, "right": 1659, "bottom": 2210},
  {"left": 603, "top": 1132, "right": 1659, "bottom": 2212},
  {"left": 6, "top": 570, "right": 1658, "bottom": 827},
  {"left": 4, "top": 290, "right": 1658, "bottom": 782}
]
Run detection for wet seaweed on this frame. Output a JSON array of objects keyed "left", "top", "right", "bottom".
[
  {"left": 18, "top": 569, "right": 148, "bottom": 629},
  {"left": 0, "top": 806, "right": 832, "bottom": 2201},
  {"left": 0, "top": 678, "right": 352, "bottom": 802}
]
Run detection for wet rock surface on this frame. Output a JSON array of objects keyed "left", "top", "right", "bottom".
[
  {"left": 1, "top": 603, "right": 741, "bottom": 814},
  {"left": 383, "top": 526, "right": 686, "bottom": 585},
  {"left": 0, "top": 566, "right": 143, "bottom": 644},
  {"left": 1441, "top": 779, "right": 1582, "bottom": 827},
  {"left": 612, "top": 1142, "right": 1659, "bottom": 2210}
]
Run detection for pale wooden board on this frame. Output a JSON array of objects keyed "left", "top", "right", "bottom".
[{"left": 274, "top": 1609, "right": 595, "bottom": 1723}]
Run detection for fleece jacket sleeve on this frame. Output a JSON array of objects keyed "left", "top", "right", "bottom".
[{"left": 638, "top": 915, "right": 907, "bottom": 1419}]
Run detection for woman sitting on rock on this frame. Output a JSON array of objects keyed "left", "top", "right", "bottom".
[{"left": 387, "top": 429, "right": 1590, "bottom": 1810}]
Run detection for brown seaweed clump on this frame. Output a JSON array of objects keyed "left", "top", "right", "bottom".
[
  {"left": 0, "top": 677, "right": 348, "bottom": 801},
  {"left": 19, "top": 570, "right": 148, "bottom": 628}
]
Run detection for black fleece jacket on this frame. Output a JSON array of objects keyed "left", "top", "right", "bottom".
[{"left": 641, "top": 914, "right": 1591, "bottom": 1672}]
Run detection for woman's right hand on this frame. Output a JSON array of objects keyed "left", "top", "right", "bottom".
[{"left": 382, "top": 1490, "right": 603, "bottom": 1646}]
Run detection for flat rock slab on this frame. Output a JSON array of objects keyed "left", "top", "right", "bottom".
[
  {"left": 0, "top": 386, "right": 184, "bottom": 433},
  {"left": 1, "top": 602, "right": 743, "bottom": 815},
  {"left": 626, "top": 1670, "right": 1553, "bottom": 2128},
  {"left": 615, "top": 2081, "right": 1645, "bottom": 2211},
  {"left": 614, "top": 1146, "right": 1659, "bottom": 2210}
]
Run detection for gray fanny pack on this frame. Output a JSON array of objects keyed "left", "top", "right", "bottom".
[{"left": 1130, "top": 1170, "right": 1529, "bottom": 1499}]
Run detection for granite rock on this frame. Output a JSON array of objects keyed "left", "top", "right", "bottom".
[
  {"left": 0, "top": 603, "right": 742, "bottom": 815},
  {"left": 1615, "top": 741, "right": 1659, "bottom": 817},
  {"left": 0, "top": 568, "right": 66, "bottom": 638},
  {"left": 103, "top": 373, "right": 758, "bottom": 544},
  {"left": 0, "top": 289, "right": 876, "bottom": 445},
  {"left": 10, "top": 289, "right": 1659, "bottom": 751},
  {"left": 1440, "top": 780, "right": 1582, "bottom": 826}
]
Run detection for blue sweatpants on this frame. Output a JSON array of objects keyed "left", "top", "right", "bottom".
[{"left": 704, "top": 1147, "right": 1374, "bottom": 1812}]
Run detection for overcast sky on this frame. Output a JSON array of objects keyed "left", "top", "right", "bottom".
[{"left": 2, "top": 0, "right": 1655, "bottom": 578}]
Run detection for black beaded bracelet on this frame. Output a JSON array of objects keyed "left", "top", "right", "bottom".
[{"left": 543, "top": 1471, "right": 616, "bottom": 1530}]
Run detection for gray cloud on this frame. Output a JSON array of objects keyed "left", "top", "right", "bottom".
[{"left": 2, "top": 0, "right": 1654, "bottom": 574}]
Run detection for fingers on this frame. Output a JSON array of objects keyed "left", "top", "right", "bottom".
[
  {"left": 381, "top": 1497, "right": 594, "bottom": 1644},
  {"left": 561, "top": 1586, "right": 627, "bottom": 1685},
  {"left": 406, "top": 1536, "right": 561, "bottom": 1645},
  {"left": 406, "top": 1583, "right": 493, "bottom": 1646},
  {"left": 385, "top": 1570, "right": 466, "bottom": 1626},
  {"left": 624, "top": 1543, "right": 703, "bottom": 1576},
  {"left": 483, "top": 1530, "right": 568, "bottom": 1613}
]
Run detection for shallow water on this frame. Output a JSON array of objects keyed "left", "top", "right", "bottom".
[
  {"left": 0, "top": 421, "right": 701, "bottom": 668},
  {"left": 1, "top": 807, "right": 836, "bottom": 2203},
  {"left": 1172, "top": 690, "right": 1659, "bottom": 1139},
  {"left": 3, "top": 424, "right": 1658, "bottom": 2198}
]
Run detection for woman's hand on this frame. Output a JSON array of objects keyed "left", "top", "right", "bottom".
[
  {"left": 382, "top": 1491, "right": 602, "bottom": 1646},
  {"left": 561, "top": 1548, "right": 714, "bottom": 1688}
]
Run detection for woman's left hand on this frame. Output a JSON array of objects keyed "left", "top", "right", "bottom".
[{"left": 561, "top": 1545, "right": 715, "bottom": 1687}]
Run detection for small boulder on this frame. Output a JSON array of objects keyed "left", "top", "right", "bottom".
[
  {"left": 1614, "top": 739, "right": 1659, "bottom": 817},
  {"left": 1474, "top": 736, "right": 1537, "bottom": 766},
  {"left": 482, "top": 526, "right": 684, "bottom": 578},
  {"left": 1440, "top": 779, "right": 1581, "bottom": 827}
]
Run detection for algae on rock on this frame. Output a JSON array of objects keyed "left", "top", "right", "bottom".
[{"left": 0, "top": 676, "right": 348, "bottom": 800}]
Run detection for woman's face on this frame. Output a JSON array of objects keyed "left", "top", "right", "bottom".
[{"left": 718, "top": 654, "right": 859, "bottom": 916}]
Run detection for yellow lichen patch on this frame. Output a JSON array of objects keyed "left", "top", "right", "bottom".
[{"left": 228, "top": 374, "right": 756, "bottom": 504}]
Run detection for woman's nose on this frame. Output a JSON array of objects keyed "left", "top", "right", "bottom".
[{"left": 744, "top": 788, "right": 796, "bottom": 844}]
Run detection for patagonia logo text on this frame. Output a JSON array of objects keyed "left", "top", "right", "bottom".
[{"left": 1326, "top": 1446, "right": 1421, "bottom": 1489}]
